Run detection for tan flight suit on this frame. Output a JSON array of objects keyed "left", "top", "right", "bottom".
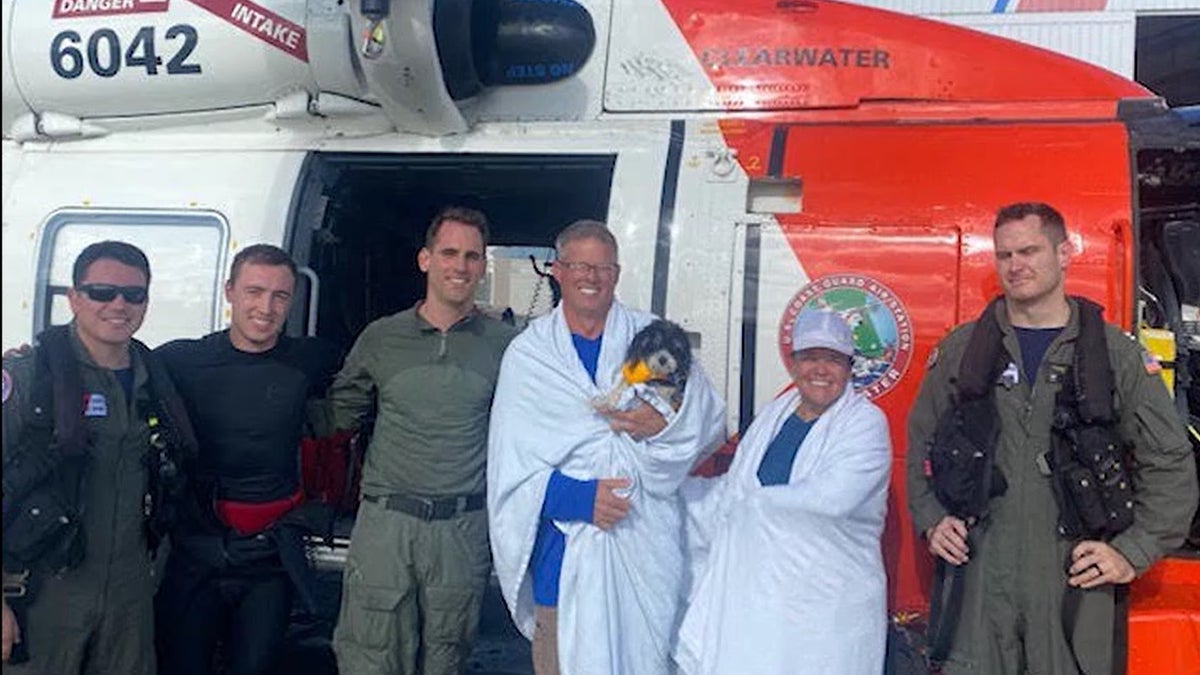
[
  {"left": 906, "top": 299, "right": 1197, "bottom": 675},
  {"left": 2, "top": 325, "right": 157, "bottom": 675}
]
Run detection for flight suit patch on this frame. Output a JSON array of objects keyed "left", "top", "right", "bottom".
[
  {"left": 1141, "top": 351, "right": 1162, "bottom": 375},
  {"left": 1000, "top": 361, "right": 1020, "bottom": 389},
  {"left": 83, "top": 393, "right": 108, "bottom": 417}
]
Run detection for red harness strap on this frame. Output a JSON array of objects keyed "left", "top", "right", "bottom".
[{"left": 214, "top": 489, "right": 304, "bottom": 536}]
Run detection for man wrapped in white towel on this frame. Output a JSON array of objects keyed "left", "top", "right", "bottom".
[
  {"left": 675, "top": 308, "right": 892, "bottom": 675},
  {"left": 488, "top": 220, "right": 726, "bottom": 675}
]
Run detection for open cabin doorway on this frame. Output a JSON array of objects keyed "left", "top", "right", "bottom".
[{"left": 288, "top": 152, "right": 617, "bottom": 356}]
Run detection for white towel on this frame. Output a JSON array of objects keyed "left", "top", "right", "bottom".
[{"left": 676, "top": 387, "right": 891, "bottom": 675}]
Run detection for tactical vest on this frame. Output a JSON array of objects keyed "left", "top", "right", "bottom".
[
  {"left": 1046, "top": 299, "right": 1135, "bottom": 540},
  {"left": 1, "top": 325, "right": 197, "bottom": 573},
  {"left": 928, "top": 296, "right": 1134, "bottom": 540}
]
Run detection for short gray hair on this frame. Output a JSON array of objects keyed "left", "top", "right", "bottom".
[{"left": 554, "top": 219, "right": 618, "bottom": 261}]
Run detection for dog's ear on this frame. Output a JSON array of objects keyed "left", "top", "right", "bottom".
[
  {"left": 661, "top": 320, "right": 693, "bottom": 376},
  {"left": 628, "top": 320, "right": 665, "bottom": 361}
]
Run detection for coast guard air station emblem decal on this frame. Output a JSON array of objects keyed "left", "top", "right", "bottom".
[{"left": 779, "top": 274, "right": 913, "bottom": 400}]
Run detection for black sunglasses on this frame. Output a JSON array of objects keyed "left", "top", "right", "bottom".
[{"left": 76, "top": 284, "right": 149, "bottom": 304}]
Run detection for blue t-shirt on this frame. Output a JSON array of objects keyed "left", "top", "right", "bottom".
[
  {"left": 113, "top": 367, "right": 135, "bottom": 404},
  {"left": 530, "top": 333, "right": 603, "bottom": 606},
  {"left": 570, "top": 333, "right": 603, "bottom": 382},
  {"left": 757, "top": 414, "right": 817, "bottom": 486},
  {"left": 1013, "top": 326, "right": 1062, "bottom": 384}
]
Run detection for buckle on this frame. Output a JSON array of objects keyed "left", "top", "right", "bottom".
[
  {"left": 415, "top": 496, "right": 437, "bottom": 521},
  {"left": 3, "top": 569, "right": 30, "bottom": 598},
  {"left": 391, "top": 494, "right": 437, "bottom": 521}
]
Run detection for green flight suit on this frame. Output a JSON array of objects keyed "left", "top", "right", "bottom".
[
  {"left": 330, "top": 307, "right": 517, "bottom": 675},
  {"left": 906, "top": 299, "right": 1197, "bottom": 675},
  {"left": 2, "top": 325, "right": 157, "bottom": 675}
]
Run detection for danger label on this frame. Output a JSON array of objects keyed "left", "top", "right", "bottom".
[
  {"left": 53, "top": 0, "right": 169, "bottom": 19},
  {"left": 189, "top": 0, "right": 307, "bottom": 62}
]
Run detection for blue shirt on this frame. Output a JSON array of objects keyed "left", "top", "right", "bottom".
[
  {"left": 113, "top": 367, "right": 134, "bottom": 404},
  {"left": 570, "top": 333, "right": 603, "bottom": 382},
  {"left": 1014, "top": 326, "right": 1062, "bottom": 384},
  {"left": 530, "top": 333, "right": 603, "bottom": 606},
  {"left": 757, "top": 414, "right": 816, "bottom": 486}
]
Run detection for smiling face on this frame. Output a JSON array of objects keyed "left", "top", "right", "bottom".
[
  {"left": 418, "top": 219, "right": 486, "bottom": 314},
  {"left": 68, "top": 258, "right": 149, "bottom": 354},
  {"left": 552, "top": 236, "right": 620, "bottom": 325},
  {"left": 787, "top": 347, "right": 852, "bottom": 420},
  {"left": 994, "top": 214, "right": 1070, "bottom": 309},
  {"left": 225, "top": 262, "right": 295, "bottom": 352}
]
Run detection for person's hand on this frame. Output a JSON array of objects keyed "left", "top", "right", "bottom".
[
  {"left": 592, "top": 478, "right": 632, "bottom": 530},
  {"left": 2, "top": 597, "right": 20, "bottom": 663},
  {"left": 601, "top": 401, "right": 667, "bottom": 441},
  {"left": 1067, "top": 541, "right": 1135, "bottom": 589},
  {"left": 925, "top": 515, "right": 970, "bottom": 566}
]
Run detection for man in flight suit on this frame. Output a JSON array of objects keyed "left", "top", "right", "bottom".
[
  {"left": 331, "top": 206, "right": 519, "bottom": 675},
  {"left": 2, "top": 241, "right": 195, "bottom": 674},
  {"left": 907, "top": 202, "right": 1197, "bottom": 674}
]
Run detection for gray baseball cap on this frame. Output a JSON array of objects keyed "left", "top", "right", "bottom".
[{"left": 790, "top": 309, "right": 855, "bottom": 357}]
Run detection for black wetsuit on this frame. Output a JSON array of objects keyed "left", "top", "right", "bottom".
[{"left": 153, "top": 331, "right": 340, "bottom": 675}]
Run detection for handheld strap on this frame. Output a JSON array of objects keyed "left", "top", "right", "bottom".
[
  {"left": 1112, "top": 585, "right": 1129, "bottom": 675},
  {"left": 1061, "top": 583, "right": 1129, "bottom": 675},
  {"left": 926, "top": 557, "right": 967, "bottom": 668}
]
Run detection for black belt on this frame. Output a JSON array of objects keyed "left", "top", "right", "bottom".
[{"left": 363, "top": 491, "right": 485, "bottom": 521}]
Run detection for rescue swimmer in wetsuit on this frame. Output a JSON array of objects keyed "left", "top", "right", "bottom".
[
  {"left": 153, "top": 244, "right": 341, "bottom": 675},
  {"left": 2, "top": 240, "right": 196, "bottom": 674},
  {"left": 907, "top": 202, "right": 1197, "bottom": 675}
]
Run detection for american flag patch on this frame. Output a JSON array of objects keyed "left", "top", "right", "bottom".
[{"left": 1142, "top": 351, "right": 1162, "bottom": 375}]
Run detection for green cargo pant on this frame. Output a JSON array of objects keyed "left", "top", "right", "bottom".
[
  {"left": 332, "top": 497, "right": 491, "bottom": 675},
  {"left": 7, "top": 574, "right": 154, "bottom": 675}
]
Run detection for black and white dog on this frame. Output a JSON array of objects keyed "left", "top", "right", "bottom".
[{"left": 593, "top": 319, "right": 693, "bottom": 415}]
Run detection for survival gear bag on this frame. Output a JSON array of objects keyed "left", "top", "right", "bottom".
[
  {"left": 1, "top": 325, "right": 197, "bottom": 573},
  {"left": 1046, "top": 298, "right": 1134, "bottom": 541},
  {"left": 923, "top": 298, "right": 1010, "bottom": 669}
]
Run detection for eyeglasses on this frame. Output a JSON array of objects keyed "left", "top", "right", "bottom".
[
  {"left": 76, "top": 284, "right": 149, "bottom": 304},
  {"left": 556, "top": 260, "right": 620, "bottom": 277}
]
